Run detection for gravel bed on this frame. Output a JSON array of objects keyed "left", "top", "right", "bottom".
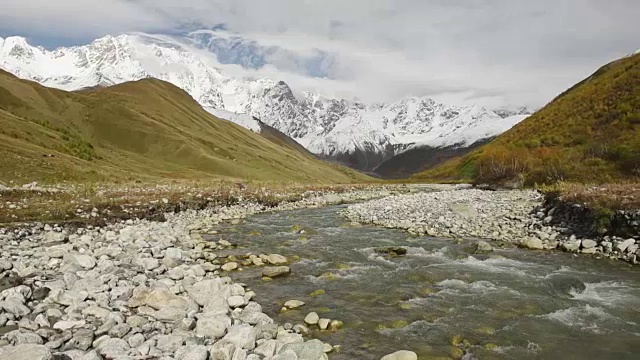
[
  {"left": 342, "top": 189, "right": 639, "bottom": 263},
  {"left": 0, "top": 188, "right": 401, "bottom": 360}
]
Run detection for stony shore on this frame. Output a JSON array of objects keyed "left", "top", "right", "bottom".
[
  {"left": 342, "top": 187, "right": 639, "bottom": 264},
  {"left": 0, "top": 186, "right": 408, "bottom": 360}
]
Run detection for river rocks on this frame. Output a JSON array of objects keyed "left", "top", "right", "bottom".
[
  {"left": 450, "top": 203, "right": 478, "bottom": 218},
  {"left": 175, "top": 345, "right": 208, "bottom": 360},
  {"left": 66, "top": 329, "right": 94, "bottom": 351},
  {"left": 284, "top": 300, "right": 305, "bottom": 310},
  {"left": 374, "top": 247, "right": 408, "bottom": 256},
  {"left": 561, "top": 239, "right": 582, "bottom": 253},
  {"left": 222, "top": 324, "right": 257, "bottom": 350},
  {"left": 6, "top": 330, "right": 43, "bottom": 345},
  {"left": 328, "top": 320, "right": 344, "bottom": 331},
  {"left": 195, "top": 315, "right": 231, "bottom": 339},
  {"left": 154, "top": 306, "right": 187, "bottom": 322},
  {"left": 318, "top": 318, "right": 330, "bottom": 330},
  {"left": 1, "top": 297, "right": 31, "bottom": 316},
  {"left": 265, "top": 254, "right": 288, "bottom": 265},
  {"left": 130, "top": 287, "right": 190, "bottom": 310},
  {"left": 304, "top": 312, "right": 319, "bottom": 325},
  {"left": 381, "top": 350, "right": 418, "bottom": 360},
  {"left": 262, "top": 266, "right": 291, "bottom": 278},
  {"left": 62, "top": 254, "right": 96, "bottom": 270},
  {"left": 0, "top": 186, "right": 414, "bottom": 359},
  {"left": 52, "top": 320, "right": 85, "bottom": 331},
  {"left": 43, "top": 231, "right": 67, "bottom": 244},
  {"left": 0, "top": 344, "right": 52, "bottom": 360},
  {"left": 185, "top": 278, "right": 227, "bottom": 306},
  {"left": 616, "top": 238, "right": 636, "bottom": 253},
  {"left": 227, "top": 295, "right": 246, "bottom": 308},
  {"left": 581, "top": 239, "right": 598, "bottom": 249},
  {"left": 93, "top": 336, "right": 130, "bottom": 357},
  {"left": 474, "top": 241, "right": 493, "bottom": 253},
  {"left": 347, "top": 187, "right": 640, "bottom": 264},
  {"left": 344, "top": 189, "right": 543, "bottom": 241},
  {"left": 254, "top": 340, "right": 278, "bottom": 357},
  {"left": 221, "top": 262, "right": 238, "bottom": 272},
  {"left": 521, "top": 238, "right": 544, "bottom": 250},
  {"left": 281, "top": 339, "right": 327, "bottom": 360},
  {"left": 0, "top": 188, "right": 397, "bottom": 360},
  {"left": 137, "top": 257, "right": 160, "bottom": 271},
  {"left": 107, "top": 323, "right": 131, "bottom": 338},
  {"left": 156, "top": 334, "right": 186, "bottom": 353}
]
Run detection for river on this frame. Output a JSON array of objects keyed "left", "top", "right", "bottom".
[{"left": 214, "top": 205, "right": 640, "bottom": 359}]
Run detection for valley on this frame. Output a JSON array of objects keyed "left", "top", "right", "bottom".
[
  {"left": 0, "top": 7, "right": 638, "bottom": 360},
  {"left": 0, "top": 34, "right": 530, "bottom": 173}
]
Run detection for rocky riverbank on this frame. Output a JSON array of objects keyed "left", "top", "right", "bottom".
[
  {"left": 342, "top": 188, "right": 639, "bottom": 264},
  {"left": 0, "top": 186, "right": 409, "bottom": 360}
]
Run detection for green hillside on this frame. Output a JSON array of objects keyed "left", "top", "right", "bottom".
[
  {"left": 414, "top": 53, "right": 640, "bottom": 186},
  {"left": 0, "top": 70, "right": 370, "bottom": 184}
]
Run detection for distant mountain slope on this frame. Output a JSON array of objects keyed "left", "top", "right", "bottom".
[
  {"left": 0, "top": 70, "right": 369, "bottom": 184},
  {"left": 414, "top": 53, "right": 640, "bottom": 185},
  {"left": 374, "top": 139, "right": 491, "bottom": 179},
  {"left": 0, "top": 33, "right": 527, "bottom": 171}
]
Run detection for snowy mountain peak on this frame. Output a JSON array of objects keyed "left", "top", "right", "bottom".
[{"left": 0, "top": 32, "right": 529, "bottom": 170}]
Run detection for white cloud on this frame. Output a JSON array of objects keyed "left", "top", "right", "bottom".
[{"left": 1, "top": 0, "right": 638, "bottom": 107}]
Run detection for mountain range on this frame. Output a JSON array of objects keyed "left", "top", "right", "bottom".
[
  {"left": 0, "top": 32, "right": 531, "bottom": 172},
  {"left": 0, "top": 68, "right": 368, "bottom": 184}
]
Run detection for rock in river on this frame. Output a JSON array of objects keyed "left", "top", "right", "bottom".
[
  {"left": 221, "top": 262, "right": 239, "bottom": 272},
  {"left": 474, "top": 241, "right": 493, "bottom": 253},
  {"left": 265, "top": 254, "right": 288, "bottom": 265},
  {"left": 381, "top": 350, "right": 418, "bottom": 360},
  {"left": 284, "top": 300, "right": 305, "bottom": 309},
  {"left": 262, "top": 266, "right": 290, "bottom": 278},
  {"left": 304, "top": 312, "right": 320, "bottom": 325},
  {"left": 521, "top": 237, "right": 543, "bottom": 250},
  {"left": 374, "top": 247, "right": 408, "bottom": 256}
]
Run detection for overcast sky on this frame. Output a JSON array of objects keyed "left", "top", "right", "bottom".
[{"left": 1, "top": 0, "right": 638, "bottom": 108}]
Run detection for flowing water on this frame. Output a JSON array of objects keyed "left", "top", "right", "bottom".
[{"left": 215, "top": 205, "right": 640, "bottom": 359}]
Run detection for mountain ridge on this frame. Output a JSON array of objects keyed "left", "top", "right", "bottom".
[
  {"left": 0, "top": 68, "right": 369, "bottom": 183},
  {"left": 0, "top": 32, "right": 529, "bottom": 171}
]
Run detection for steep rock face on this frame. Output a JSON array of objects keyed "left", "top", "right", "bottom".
[{"left": 0, "top": 33, "right": 527, "bottom": 171}]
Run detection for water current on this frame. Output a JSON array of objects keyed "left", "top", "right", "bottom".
[{"left": 215, "top": 205, "right": 640, "bottom": 359}]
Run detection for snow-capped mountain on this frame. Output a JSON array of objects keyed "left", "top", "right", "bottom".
[
  {"left": 0, "top": 33, "right": 528, "bottom": 170},
  {"left": 493, "top": 106, "right": 534, "bottom": 119}
]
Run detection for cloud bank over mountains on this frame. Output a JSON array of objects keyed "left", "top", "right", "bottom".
[{"left": 1, "top": 0, "right": 638, "bottom": 107}]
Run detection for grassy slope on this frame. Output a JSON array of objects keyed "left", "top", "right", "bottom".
[
  {"left": 414, "top": 53, "right": 640, "bottom": 185},
  {"left": 0, "top": 70, "right": 370, "bottom": 184}
]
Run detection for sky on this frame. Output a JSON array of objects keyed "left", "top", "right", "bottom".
[{"left": 1, "top": 0, "right": 638, "bottom": 108}]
